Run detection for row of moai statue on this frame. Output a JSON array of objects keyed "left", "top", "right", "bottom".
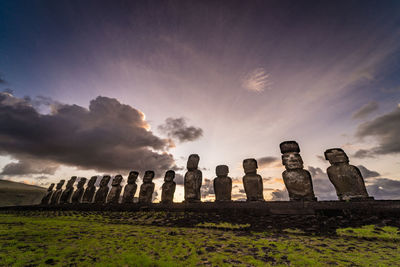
[{"left": 41, "top": 141, "right": 372, "bottom": 205}]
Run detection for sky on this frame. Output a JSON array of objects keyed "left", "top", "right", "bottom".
[{"left": 1, "top": 0, "right": 400, "bottom": 202}]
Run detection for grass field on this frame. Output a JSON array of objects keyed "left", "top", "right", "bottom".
[
  {"left": 0, "top": 180, "right": 46, "bottom": 207},
  {"left": 0, "top": 211, "right": 399, "bottom": 266}
]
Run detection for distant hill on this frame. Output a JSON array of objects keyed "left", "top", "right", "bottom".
[{"left": 0, "top": 180, "right": 46, "bottom": 207}]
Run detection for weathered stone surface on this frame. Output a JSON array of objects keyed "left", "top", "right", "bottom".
[
  {"left": 71, "top": 178, "right": 87, "bottom": 203},
  {"left": 214, "top": 165, "right": 232, "bottom": 202},
  {"left": 122, "top": 171, "right": 138, "bottom": 204},
  {"left": 107, "top": 175, "right": 123, "bottom": 204},
  {"left": 59, "top": 176, "right": 77, "bottom": 204},
  {"left": 94, "top": 175, "right": 111, "bottom": 203},
  {"left": 242, "top": 159, "right": 264, "bottom": 201},
  {"left": 184, "top": 154, "right": 202, "bottom": 202},
  {"left": 50, "top": 180, "right": 65, "bottom": 204},
  {"left": 82, "top": 176, "right": 97, "bottom": 203},
  {"left": 41, "top": 183, "right": 55, "bottom": 205},
  {"left": 161, "top": 170, "right": 176, "bottom": 204},
  {"left": 325, "top": 148, "right": 372, "bottom": 201},
  {"left": 139, "top": 171, "right": 155, "bottom": 203},
  {"left": 280, "top": 141, "right": 316, "bottom": 201}
]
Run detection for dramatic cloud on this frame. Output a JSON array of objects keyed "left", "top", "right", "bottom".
[
  {"left": 158, "top": 117, "right": 203, "bottom": 143},
  {"left": 0, "top": 93, "right": 176, "bottom": 175},
  {"left": 174, "top": 173, "right": 184, "bottom": 185},
  {"left": 356, "top": 107, "right": 400, "bottom": 155},
  {"left": 241, "top": 68, "right": 271, "bottom": 92},
  {"left": 357, "top": 165, "right": 380, "bottom": 179},
  {"left": 0, "top": 157, "right": 58, "bottom": 176},
  {"left": 257, "top": 156, "right": 280, "bottom": 168},
  {"left": 271, "top": 189, "right": 289, "bottom": 201},
  {"left": 367, "top": 178, "right": 400, "bottom": 200},
  {"left": 307, "top": 166, "right": 337, "bottom": 200},
  {"left": 353, "top": 149, "right": 375, "bottom": 159},
  {"left": 200, "top": 178, "right": 214, "bottom": 198},
  {"left": 352, "top": 101, "right": 379, "bottom": 119}
]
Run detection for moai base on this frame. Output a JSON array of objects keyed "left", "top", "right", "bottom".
[
  {"left": 82, "top": 176, "right": 97, "bottom": 203},
  {"left": 242, "top": 159, "right": 264, "bottom": 201},
  {"left": 325, "top": 148, "right": 372, "bottom": 201},
  {"left": 59, "top": 176, "right": 77, "bottom": 204},
  {"left": 71, "top": 178, "right": 87, "bottom": 203},
  {"left": 94, "top": 175, "right": 111, "bottom": 204},
  {"left": 214, "top": 165, "right": 232, "bottom": 202},
  {"left": 139, "top": 171, "right": 155, "bottom": 203},
  {"left": 161, "top": 170, "right": 176, "bottom": 204},
  {"left": 50, "top": 180, "right": 65, "bottom": 205},
  {"left": 184, "top": 154, "right": 202, "bottom": 202},
  {"left": 107, "top": 175, "right": 123, "bottom": 204},
  {"left": 122, "top": 171, "right": 138, "bottom": 204},
  {"left": 41, "top": 183, "right": 55, "bottom": 205},
  {"left": 280, "top": 141, "right": 316, "bottom": 201}
]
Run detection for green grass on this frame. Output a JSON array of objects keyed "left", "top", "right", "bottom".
[{"left": 0, "top": 211, "right": 399, "bottom": 266}]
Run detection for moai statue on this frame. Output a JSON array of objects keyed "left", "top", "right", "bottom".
[
  {"left": 280, "top": 141, "right": 316, "bottom": 201},
  {"left": 214, "top": 165, "right": 232, "bottom": 202},
  {"left": 184, "top": 154, "right": 202, "bottom": 202},
  {"left": 82, "top": 176, "right": 97, "bottom": 203},
  {"left": 59, "top": 176, "right": 77, "bottom": 204},
  {"left": 50, "top": 179, "right": 65, "bottom": 204},
  {"left": 41, "top": 183, "right": 55, "bottom": 205},
  {"left": 107, "top": 175, "right": 123, "bottom": 204},
  {"left": 94, "top": 175, "right": 111, "bottom": 203},
  {"left": 71, "top": 177, "right": 87, "bottom": 203},
  {"left": 325, "top": 148, "right": 372, "bottom": 201},
  {"left": 122, "top": 171, "right": 138, "bottom": 203},
  {"left": 242, "top": 159, "right": 264, "bottom": 201},
  {"left": 161, "top": 170, "right": 176, "bottom": 204},
  {"left": 139, "top": 170, "right": 155, "bottom": 203}
]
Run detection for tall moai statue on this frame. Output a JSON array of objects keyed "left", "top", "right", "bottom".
[
  {"left": 94, "top": 175, "right": 111, "bottom": 203},
  {"left": 184, "top": 154, "right": 202, "bottom": 202},
  {"left": 161, "top": 170, "right": 176, "bottom": 204},
  {"left": 139, "top": 171, "right": 155, "bottom": 203},
  {"left": 41, "top": 183, "right": 55, "bottom": 205},
  {"left": 71, "top": 177, "right": 87, "bottom": 203},
  {"left": 107, "top": 175, "right": 123, "bottom": 204},
  {"left": 280, "top": 141, "right": 316, "bottom": 201},
  {"left": 242, "top": 159, "right": 264, "bottom": 201},
  {"left": 59, "top": 176, "right": 77, "bottom": 204},
  {"left": 122, "top": 171, "right": 138, "bottom": 203},
  {"left": 50, "top": 179, "right": 65, "bottom": 204},
  {"left": 214, "top": 165, "right": 232, "bottom": 202},
  {"left": 325, "top": 148, "right": 372, "bottom": 201},
  {"left": 82, "top": 176, "right": 97, "bottom": 203}
]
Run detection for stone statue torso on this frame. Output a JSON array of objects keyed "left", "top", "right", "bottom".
[
  {"left": 122, "top": 184, "right": 137, "bottom": 203},
  {"left": 139, "top": 182, "right": 155, "bottom": 203},
  {"left": 59, "top": 187, "right": 74, "bottom": 204},
  {"left": 82, "top": 186, "right": 96, "bottom": 203},
  {"left": 41, "top": 191, "right": 53, "bottom": 205},
  {"left": 243, "top": 174, "right": 263, "bottom": 201},
  {"left": 94, "top": 185, "right": 109, "bottom": 203},
  {"left": 71, "top": 188, "right": 84, "bottom": 203},
  {"left": 214, "top": 176, "right": 232, "bottom": 201},
  {"left": 161, "top": 181, "right": 176, "bottom": 203},
  {"left": 50, "top": 189, "right": 63, "bottom": 204},
  {"left": 184, "top": 169, "right": 202, "bottom": 201},
  {"left": 282, "top": 169, "right": 315, "bottom": 200},
  {"left": 107, "top": 185, "right": 122, "bottom": 204}
]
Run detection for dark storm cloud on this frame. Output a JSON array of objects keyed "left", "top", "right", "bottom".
[
  {"left": 0, "top": 93, "right": 176, "bottom": 175},
  {"left": 357, "top": 165, "right": 380, "bottom": 179},
  {"left": 366, "top": 178, "right": 400, "bottom": 200},
  {"left": 353, "top": 149, "right": 375, "bottom": 159},
  {"left": 158, "top": 117, "right": 203, "bottom": 143},
  {"left": 307, "top": 166, "right": 337, "bottom": 200},
  {"left": 200, "top": 178, "right": 214, "bottom": 198},
  {"left": 257, "top": 156, "right": 280, "bottom": 168},
  {"left": 352, "top": 101, "right": 379, "bottom": 119},
  {"left": 356, "top": 107, "right": 400, "bottom": 155},
  {"left": 271, "top": 189, "right": 289, "bottom": 201},
  {"left": 0, "top": 157, "right": 58, "bottom": 176}
]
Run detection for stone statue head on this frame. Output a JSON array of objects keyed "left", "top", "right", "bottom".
[
  {"left": 282, "top": 152, "right": 304, "bottom": 170},
  {"left": 187, "top": 154, "right": 200, "bottom": 171},
  {"left": 243, "top": 158, "right": 258, "bottom": 174},
  {"left": 128, "top": 171, "right": 139, "bottom": 184},
  {"left": 216, "top": 165, "right": 229, "bottom": 177},
  {"left": 143, "top": 170, "right": 155, "bottom": 183},
  {"left": 324, "top": 148, "right": 349, "bottom": 164},
  {"left": 280, "top": 141, "right": 300, "bottom": 154},
  {"left": 66, "top": 176, "right": 77, "bottom": 189},
  {"left": 164, "top": 170, "right": 175, "bottom": 182},
  {"left": 100, "top": 175, "right": 111, "bottom": 187},
  {"left": 88, "top": 176, "right": 97, "bottom": 187},
  {"left": 47, "top": 183, "right": 55, "bottom": 191},
  {"left": 56, "top": 180, "right": 65, "bottom": 189},
  {"left": 77, "top": 178, "right": 87, "bottom": 188},
  {"left": 112, "top": 175, "right": 123, "bottom": 186}
]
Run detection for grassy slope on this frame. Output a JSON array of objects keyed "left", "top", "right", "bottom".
[
  {"left": 0, "top": 180, "right": 46, "bottom": 207},
  {"left": 0, "top": 211, "right": 399, "bottom": 266}
]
